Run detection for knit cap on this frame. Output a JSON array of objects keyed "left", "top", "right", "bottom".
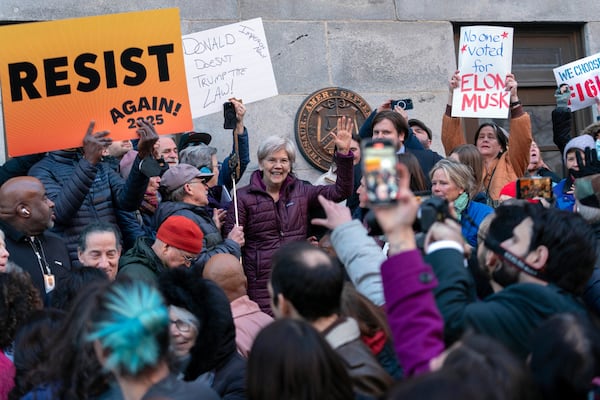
[
  {"left": 157, "top": 215, "right": 203, "bottom": 254},
  {"left": 499, "top": 181, "right": 516, "bottom": 199},
  {"left": 563, "top": 135, "right": 595, "bottom": 164}
]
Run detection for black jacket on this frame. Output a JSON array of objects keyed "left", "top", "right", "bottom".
[
  {"left": 154, "top": 201, "right": 241, "bottom": 272},
  {"left": 159, "top": 268, "right": 247, "bottom": 400},
  {"left": 0, "top": 219, "right": 71, "bottom": 305},
  {"left": 118, "top": 236, "right": 165, "bottom": 284},
  {"left": 29, "top": 151, "right": 149, "bottom": 266}
]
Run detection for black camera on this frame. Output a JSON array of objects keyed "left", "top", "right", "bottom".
[
  {"left": 413, "top": 197, "right": 452, "bottom": 233},
  {"left": 391, "top": 98, "right": 414, "bottom": 110},
  {"left": 223, "top": 101, "right": 237, "bottom": 129},
  {"left": 365, "top": 196, "right": 451, "bottom": 237}
]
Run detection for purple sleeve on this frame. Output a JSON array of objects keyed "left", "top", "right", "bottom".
[{"left": 381, "top": 250, "right": 445, "bottom": 377}]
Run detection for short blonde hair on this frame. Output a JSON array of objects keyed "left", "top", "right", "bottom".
[{"left": 430, "top": 159, "right": 475, "bottom": 198}]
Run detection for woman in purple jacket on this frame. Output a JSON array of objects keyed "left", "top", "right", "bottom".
[{"left": 224, "top": 117, "right": 355, "bottom": 315}]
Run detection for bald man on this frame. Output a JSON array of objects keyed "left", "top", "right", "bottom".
[
  {"left": 0, "top": 177, "right": 71, "bottom": 304},
  {"left": 203, "top": 254, "right": 273, "bottom": 357}
]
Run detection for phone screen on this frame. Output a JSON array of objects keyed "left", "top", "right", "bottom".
[
  {"left": 516, "top": 177, "right": 552, "bottom": 200},
  {"left": 362, "top": 139, "right": 398, "bottom": 204}
]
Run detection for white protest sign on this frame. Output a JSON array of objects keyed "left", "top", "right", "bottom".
[
  {"left": 553, "top": 53, "right": 600, "bottom": 112},
  {"left": 182, "top": 18, "right": 278, "bottom": 118},
  {"left": 452, "top": 26, "right": 514, "bottom": 119}
]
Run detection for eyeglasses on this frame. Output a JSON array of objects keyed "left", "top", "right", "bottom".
[
  {"left": 176, "top": 247, "right": 199, "bottom": 266},
  {"left": 170, "top": 319, "right": 193, "bottom": 332},
  {"left": 187, "top": 179, "right": 208, "bottom": 187}
]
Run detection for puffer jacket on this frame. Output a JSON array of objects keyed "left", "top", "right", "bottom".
[
  {"left": 29, "top": 151, "right": 149, "bottom": 266},
  {"left": 153, "top": 201, "right": 241, "bottom": 272},
  {"left": 224, "top": 152, "right": 354, "bottom": 313}
]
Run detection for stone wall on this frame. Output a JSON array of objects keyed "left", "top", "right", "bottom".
[{"left": 1, "top": 0, "right": 599, "bottom": 183}]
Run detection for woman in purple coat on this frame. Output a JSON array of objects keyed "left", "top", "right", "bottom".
[{"left": 224, "top": 117, "right": 355, "bottom": 314}]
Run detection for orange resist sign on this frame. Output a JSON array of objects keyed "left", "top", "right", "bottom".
[{"left": 0, "top": 8, "right": 192, "bottom": 157}]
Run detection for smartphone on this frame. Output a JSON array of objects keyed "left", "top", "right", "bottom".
[
  {"left": 391, "top": 98, "right": 414, "bottom": 110},
  {"left": 516, "top": 177, "right": 553, "bottom": 200},
  {"left": 362, "top": 139, "right": 398, "bottom": 205},
  {"left": 223, "top": 101, "right": 237, "bottom": 129}
]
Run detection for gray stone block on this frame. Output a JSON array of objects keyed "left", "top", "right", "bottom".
[
  {"left": 328, "top": 21, "right": 456, "bottom": 92},
  {"left": 265, "top": 21, "right": 330, "bottom": 94},
  {"left": 0, "top": 1, "right": 238, "bottom": 20},
  {"left": 240, "top": 0, "right": 395, "bottom": 21},
  {"left": 584, "top": 22, "right": 600, "bottom": 55},
  {"left": 395, "top": 0, "right": 600, "bottom": 22}
]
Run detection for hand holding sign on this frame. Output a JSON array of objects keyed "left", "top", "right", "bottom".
[
  {"left": 449, "top": 70, "right": 460, "bottom": 92},
  {"left": 505, "top": 73, "right": 519, "bottom": 102},
  {"left": 451, "top": 26, "right": 514, "bottom": 119},
  {"left": 136, "top": 119, "right": 160, "bottom": 160},
  {"left": 553, "top": 53, "right": 600, "bottom": 112},
  {"left": 83, "top": 121, "right": 112, "bottom": 165}
]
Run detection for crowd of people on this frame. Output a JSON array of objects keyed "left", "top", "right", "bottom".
[{"left": 1, "top": 72, "right": 600, "bottom": 400}]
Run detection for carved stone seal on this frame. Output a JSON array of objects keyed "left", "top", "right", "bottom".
[{"left": 295, "top": 87, "right": 372, "bottom": 171}]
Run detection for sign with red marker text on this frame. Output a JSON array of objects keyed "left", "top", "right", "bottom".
[
  {"left": 553, "top": 53, "right": 600, "bottom": 112},
  {"left": 183, "top": 18, "right": 278, "bottom": 118},
  {"left": 452, "top": 26, "right": 514, "bottom": 119},
  {"left": 0, "top": 8, "right": 192, "bottom": 157}
]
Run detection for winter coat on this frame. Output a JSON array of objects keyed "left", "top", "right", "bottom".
[
  {"left": 29, "top": 151, "right": 148, "bottom": 266},
  {"left": 220, "top": 128, "right": 250, "bottom": 192},
  {"left": 381, "top": 250, "right": 445, "bottom": 377},
  {"left": 159, "top": 268, "right": 247, "bottom": 400},
  {"left": 553, "top": 178, "right": 575, "bottom": 211},
  {"left": 224, "top": 152, "right": 354, "bottom": 313},
  {"left": 118, "top": 236, "right": 166, "bottom": 284},
  {"left": 442, "top": 104, "right": 532, "bottom": 201},
  {"left": 231, "top": 295, "right": 273, "bottom": 358},
  {"left": 0, "top": 351, "right": 14, "bottom": 399},
  {"left": 142, "top": 374, "right": 220, "bottom": 400},
  {"left": 461, "top": 200, "right": 494, "bottom": 248},
  {"left": 330, "top": 219, "right": 386, "bottom": 306},
  {"left": 154, "top": 201, "right": 241, "bottom": 272},
  {"left": 583, "top": 222, "right": 600, "bottom": 316},
  {"left": 552, "top": 106, "right": 575, "bottom": 159},
  {"left": 0, "top": 153, "right": 44, "bottom": 187},
  {"left": 0, "top": 219, "right": 71, "bottom": 305},
  {"left": 323, "top": 317, "right": 393, "bottom": 398},
  {"left": 429, "top": 247, "right": 589, "bottom": 359}
]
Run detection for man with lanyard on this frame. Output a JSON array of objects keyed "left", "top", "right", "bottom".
[{"left": 0, "top": 177, "right": 71, "bottom": 305}]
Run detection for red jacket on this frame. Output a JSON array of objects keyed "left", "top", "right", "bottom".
[{"left": 225, "top": 153, "right": 354, "bottom": 313}]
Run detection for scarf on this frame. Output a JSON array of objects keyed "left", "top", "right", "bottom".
[{"left": 454, "top": 192, "right": 469, "bottom": 221}]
